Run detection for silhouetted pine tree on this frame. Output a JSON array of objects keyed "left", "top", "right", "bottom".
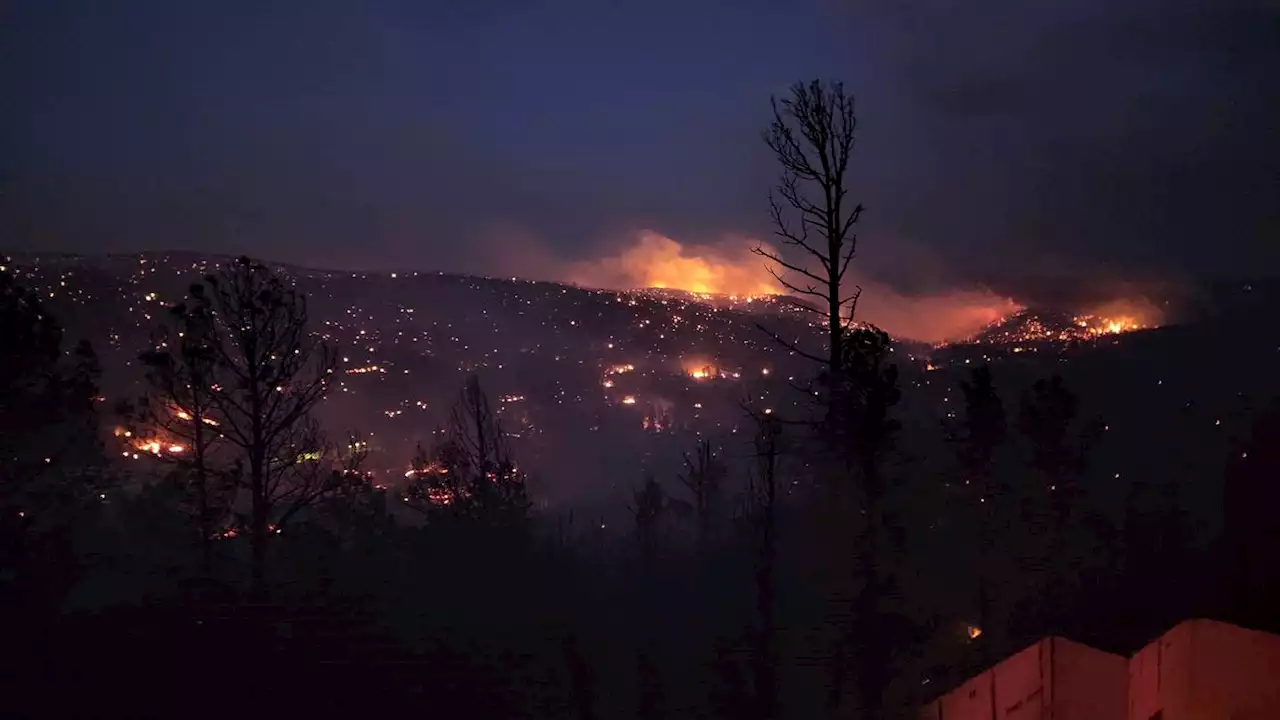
[
  {"left": 630, "top": 472, "right": 667, "bottom": 720},
  {"left": 745, "top": 412, "right": 783, "bottom": 720},
  {"left": 1016, "top": 374, "right": 1103, "bottom": 636},
  {"left": 822, "top": 326, "right": 903, "bottom": 720},
  {"left": 951, "top": 365, "right": 1007, "bottom": 661},
  {"left": 185, "top": 257, "right": 340, "bottom": 599}
]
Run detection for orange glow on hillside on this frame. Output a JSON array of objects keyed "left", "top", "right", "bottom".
[
  {"left": 564, "top": 231, "right": 1166, "bottom": 344},
  {"left": 679, "top": 356, "right": 741, "bottom": 380},
  {"left": 681, "top": 356, "right": 721, "bottom": 380},
  {"left": 569, "top": 232, "right": 781, "bottom": 297},
  {"left": 1075, "top": 298, "right": 1164, "bottom": 336}
]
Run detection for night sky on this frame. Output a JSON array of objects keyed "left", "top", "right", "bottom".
[{"left": 3, "top": 0, "right": 1277, "bottom": 300}]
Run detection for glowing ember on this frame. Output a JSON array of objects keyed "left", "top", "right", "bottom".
[
  {"left": 622, "top": 395, "right": 637, "bottom": 405},
  {"left": 173, "top": 409, "right": 220, "bottom": 426},
  {"left": 681, "top": 356, "right": 729, "bottom": 381},
  {"left": 129, "top": 437, "right": 186, "bottom": 456},
  {"left": 346, "top": 365, "right": 384, "bottom": 375}
]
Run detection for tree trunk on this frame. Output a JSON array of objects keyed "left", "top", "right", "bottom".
[
  {"left": 754, "top": 556, "right": 778, "bottom": 720},
  {"left": 855, "top": 461, "right": 887, "bottom": 720},
  {"left": 753, "top": 433, "right": 780, "bottom": 720},
  {"left": 193, "top": 420, "right": 212, "bottom": 578},
  {"left": 828, "top": 261, "right": 842, "bottom": 377},
  {"left": 249, "top": 452, "right": 268, "bottom": 602},
  {"left": 563, "top": 634, "right": 595, "bottom": 720}
]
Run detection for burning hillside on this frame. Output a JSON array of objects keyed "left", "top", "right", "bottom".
[
  {"left": 565, "top": 231, "right": 1026, "bottom": 343},
  {"left": 958, "top": 301, "right": 1162, "bottom": 348}
]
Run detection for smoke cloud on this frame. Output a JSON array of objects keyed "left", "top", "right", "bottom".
[{"left": 854, "top": 285, "right": 1022, "bottom": 344}]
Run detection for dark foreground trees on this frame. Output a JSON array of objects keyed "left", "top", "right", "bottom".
[
  {"left": 952, "top": 365, "right": 1008, "bottom": 661},
  {"left": 0, "top": 265, "right": 105, "bottom": 615},
  {"left": 751, "top": 79, "right": 912, "bottom": 720},
  {"left": 746, "top": 413, "right": 783, "bottom": 720},
  {"left": 132, "top": 285, "right": 230, "bottom": 576},
  {"left": 168, "top": 257, "right": 340, "bottom": 598},
  {"left": 830, "top": 326, "right": 904, "bottom": 720},
  {"left": 0, "top": 265, "right": 105, "bottom": 514}
]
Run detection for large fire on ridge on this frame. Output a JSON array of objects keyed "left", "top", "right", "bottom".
[
  {"left": 568, "top": 231, "right": 1025, "bottom": 343},
  {"left": 956, "top": 297, "right": 1165, "bottom": 347},
  {"left": 568, "top": 232, "right": 781, "bottom": 298}
]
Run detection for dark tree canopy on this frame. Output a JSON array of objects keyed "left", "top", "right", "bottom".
[
  {"left": 0, "top": 263, "right": 104, "bottom": 617},
  {"left": 188, "top": 256, "right": 339, "bottom": 596},
  {"left": 133, "top": 282, "right": 232, "bottom": 572},
  {"left": 0, "top": 265, "right": 104, "bottom": 528}
]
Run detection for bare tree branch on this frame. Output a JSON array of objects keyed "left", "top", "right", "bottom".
[
  {"left": 758, "top": 80, "right": 865, "bottom": 376},
  {"left": 752, "top": 246, "right": 828, "bottom": 287},
  {"left": 184, "top": 256, "right": 337, "bottom": 598},
  {"left": 754, "top": 322, "right": 828, "bottom": 366}
]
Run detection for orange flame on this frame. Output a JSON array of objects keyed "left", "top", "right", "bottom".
[
  {"left": 1077, "top": 297, "right": 1164, "bottom": 334},
  {"left": 680, "top": 356, "right": 724, "bottom": 380},
  {"left": 568, "top": 232, "right": 780, "bottom": 297}
]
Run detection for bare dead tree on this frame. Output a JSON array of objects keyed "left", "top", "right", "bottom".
[
  {"left": 194, "top": 256, "right": 338, "bottom": 600},
  {"left": 753, "top": 80, "right": 864, "bottom": 377}
]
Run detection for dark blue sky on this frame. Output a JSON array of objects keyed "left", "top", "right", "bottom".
[{"left": 3, "top": 0, "right": 1276, "bottom": 297}]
